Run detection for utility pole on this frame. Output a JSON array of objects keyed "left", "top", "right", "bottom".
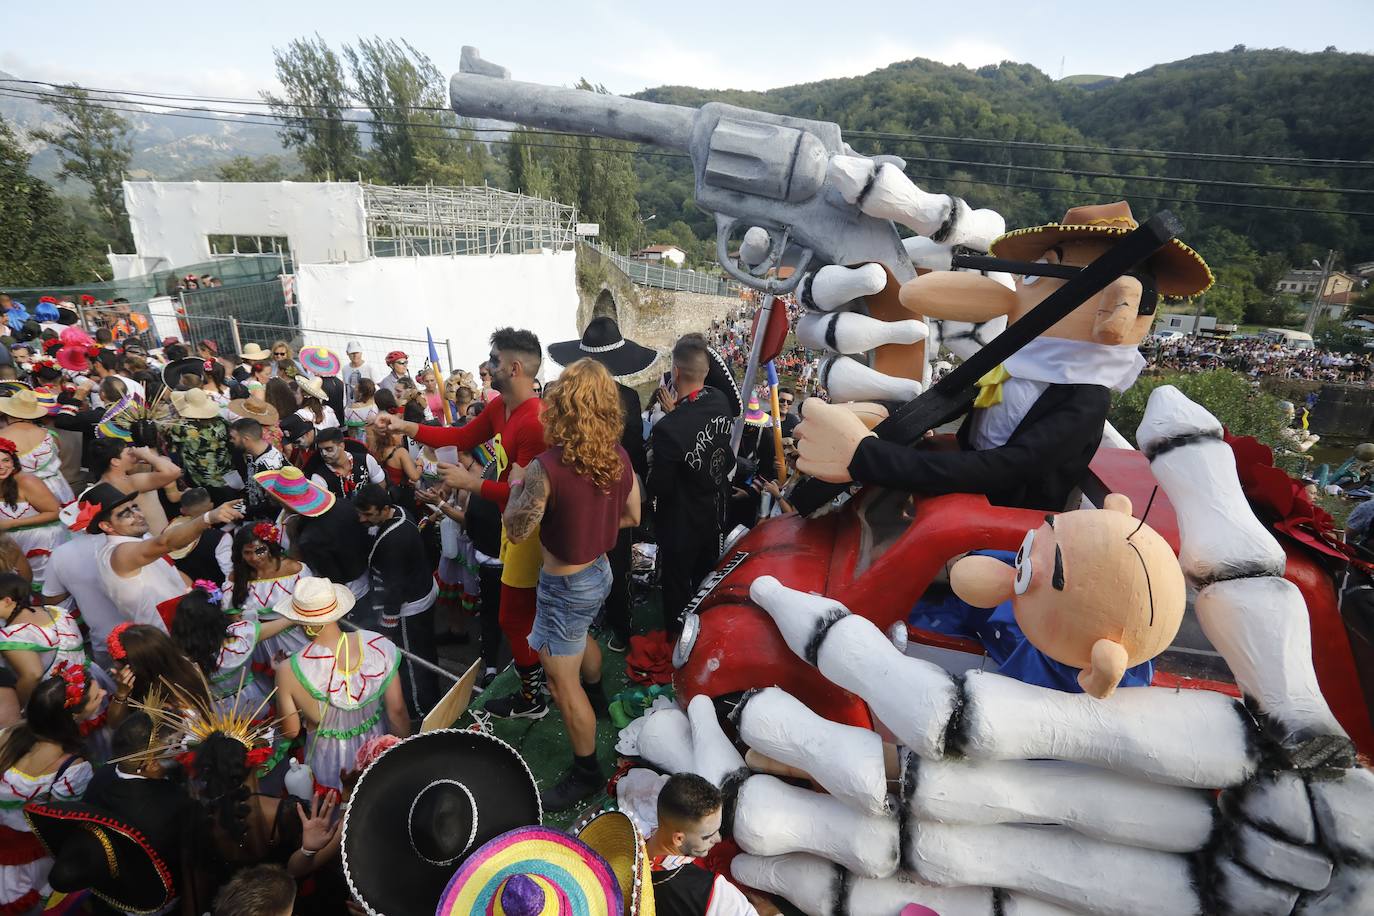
[
  {"left": 1302, "top": 248, "right": 1337, "bottom": 335},
  {"left": 1190, "top": 292, "right": 1208, "bottom": 337}
]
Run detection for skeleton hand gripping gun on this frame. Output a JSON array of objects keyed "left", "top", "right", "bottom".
[{"left": 450, "top": 46, "right": 921, "bottom": 294}]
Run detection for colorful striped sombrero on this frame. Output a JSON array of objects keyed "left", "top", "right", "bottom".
[
  {"left": 254, "top": 466, "right": 335, "bottom": 517},
  {"left": 435, "top": 826, "right": 623, "bottom": 916},
  {"left": 298, "top": 345, "right": 341, "bottom": 378}
]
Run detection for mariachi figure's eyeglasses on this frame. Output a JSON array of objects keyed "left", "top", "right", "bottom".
[{"left": 951, "top": 253, "right": 1159, "bottom": 316}]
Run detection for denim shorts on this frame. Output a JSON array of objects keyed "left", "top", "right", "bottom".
[{"left": 529, "top": 555, "right": 613, "bottom": 657}]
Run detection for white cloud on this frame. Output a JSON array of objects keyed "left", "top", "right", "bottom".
[{"left": 0, "top": 51, "right": 280, "bottom": 110}]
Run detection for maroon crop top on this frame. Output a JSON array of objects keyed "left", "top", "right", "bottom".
[{"left": 536, "top": 444, "right": 634, "bottom": 564}]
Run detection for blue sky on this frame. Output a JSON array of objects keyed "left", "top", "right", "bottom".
[{"left": 3, "top": 0, "right": 1371, "bottom": 100}]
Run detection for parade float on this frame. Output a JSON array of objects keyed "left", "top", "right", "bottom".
[{"left": 450, "top": 49, "right": 1374, "bottom": 915}]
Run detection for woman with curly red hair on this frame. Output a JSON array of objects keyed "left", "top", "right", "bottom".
[{"left": 501, "top": 357, "right": 641, "bottom": 810}]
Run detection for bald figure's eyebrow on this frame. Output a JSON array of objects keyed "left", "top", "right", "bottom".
[{"left": 1052, "top": 544, "right": 1065, "bottom": 591}]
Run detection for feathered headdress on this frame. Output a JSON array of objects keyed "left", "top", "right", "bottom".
[{"left": 111, "top": 671, "right": 279, "bottom": 773}]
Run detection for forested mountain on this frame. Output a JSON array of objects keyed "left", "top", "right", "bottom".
[{"left": 628, "top": 47, "right": 1374, "bottom": 322}]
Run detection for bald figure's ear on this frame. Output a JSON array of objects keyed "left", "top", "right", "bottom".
[
  {"left": 1103, "top": 493, "right": 1133, "bottom": 515},
  {"left": 899, "top": 272, "right": 1019, "bottom": 322}
]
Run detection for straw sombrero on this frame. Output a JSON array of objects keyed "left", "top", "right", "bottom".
[
  {"left": 742, "top": 395, "right": 770, "bottom": 428},
  {"left": 272, "top": 576, "right": 355, "bottom": 624},
  {"left": 549, "top": 317, "right": 660, "bottom": 380},
  {"left": 25, "top": 802, "right": 174, "bottom": 915},
  {"left": 0, "top": 388, "right": 49, "bottom": 420},
  {"left": 342, "top": 730, "right": 542, "bottom": 916},
  {"left": 989, "top": 201, "right": 1213, "bottom": 298},
  {"left": 296, "top": 374, "right": 327, "bottom": 402},
  {"left": 171, "top": 388, "right": 220, "bottom": 420},
  {"left": 255, "top": 466, "right": 335, "bottom": 517},
  {"left": 299, "top": 345, "right": 342, "bottom": 378},
  {"left": 239, "top": 343, "right": 272, "bottom": 361},
  {"left": 226, "top": 397, "right": 279, "bottom": 427},
  {"left": 574, "top": 810, "right": 655, "bottom": 916},
  {"left": 435, "top": 826, "right": 623, "bottom": 916}
]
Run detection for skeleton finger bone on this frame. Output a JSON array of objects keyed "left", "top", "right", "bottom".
[
  {"left": 958, "top": 669, "right": 1259, "bottom": 788},
  {"left": 903, "top": 236, "right": 1016, "bottom": 291},
  {"left": 686, "top": 693, "right": 746, "bottom": 787},
  {"left": 1195, "top": 578, "right": 1353, "bottom": 769},
  {"left": 734, "top": 686, "right": 891, "bottom": 815},
  {"left": 732, "top": 774, "right": 900, "bottom": 878},
  {"left": 1232, "top": 821, "right": 1333, "bottom": 891},
  {"left": 1137, "top": 384, "right": 1285, "bottom": 583},
  {"left": 802, "top": 263, "right": 889, "bottom": 312},
  {"left": 1306, "top": 765, "right": 1374, "bottom": 861},
  {"left": 748, "top": 575, "right": 959, "bottom": 760},
  {"left": 903, "top": 755, "right": 1215, "bottom": 853},
  {"left": 827, "top": 156, "right": 1006, "bottom": 248},
  {"left": 1297, "top": 864, "right": 1374, "bottom": 915},
  {"left": 821, "top": 356, "right": 923, "bottom": 402},
  {"left": 797, "top": 310, "right": 928, "bottom": 355},
  {"left": 1210, "top": 856, "right": 1299, "bottom": 916},
  {"left": 637, "top": 706, "right": 693, "bottom": 773},
  {"left": 740, "top": 225, "right": 772, "bottom": 267},
  {"left": 731, "top": 852, "right": 1006, "bottom": 916},
  {"left": 906, "top": 821, "right": 1201, "bottom": 916},
  {"left": 1224, "top": 770, "right": 1316, "bottom": 845}
]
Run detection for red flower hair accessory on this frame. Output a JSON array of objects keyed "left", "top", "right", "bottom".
[
  {"left": 108, "top": 622, "right": 133, "bottom": 662},
  {"left": 38, "top": 296, "right": 58, "bottom": 305},
  {"left": 87, "top": 345, "right": 102, "bottom": 359},
  {"left": 252, "top": 522, "right": 280, "bottom": 545},
  {"left": 53, "top": 660, "right": 88, "bottom": 709},
  {"left": 42, "top": 339, "right": 63, "bottom": 355},
  {"left": 0, "top": 438, "right": 17, "bottom": 456},
  {"left": 68, "top": 501, "right": 99, "bottom": 533},
  {"left": 80, "top": 294, "right": 97, "bottom": 305}
]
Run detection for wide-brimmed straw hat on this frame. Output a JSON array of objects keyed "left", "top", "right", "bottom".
[
  {"left": 226, "top": 397, "right": 279, "bottom": 427},
  {"left": 171, "top": 388, "right": 220, "bottom": 420},
  {"left": 574, "top": 810, "right": 656, "bottom": 916},
  {"left": 435, "top": 827, "right": 623, "bottom": 916},
  {"left": 272, "top": 575, "right": 355, "bottom": 624},
  {"left": 342, "top": 729, "right": 542, "bottom": 916},
  {"left": 0, "top": 388, "right": 49, "bottom": 420},
  {"left": 549, "top": 317, "right": 660, "bottom": 380},
  {"left": 25, "top": 802, "right": 175, "bottom": 915},
  {"left": 239, "top": 343, "right": 272, "bottom": 361},
  {"left": 989, "top": 201, "right": 1213, "bottom": 298},
  {"left": 296, "top": 374, "right": 327, "bottom": 402},
  {"left": 255, "top": 466, "right": 335, "bottom": 517},
  {"left": 298, "top": 345, "right": 342, "bottom": 378},
  {"left": 743, "top": 395, "right": 770, "bottom": 427}
]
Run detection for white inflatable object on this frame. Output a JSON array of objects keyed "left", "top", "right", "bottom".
[
  {"left": 828, "top": 157, "right": 1006, "bottom": 249},
  {"left": 907, "top": 822, "right": 1201, "bottom": 916},
  {"left": 1307, "top": 766, "right": 1374, "bottom": 861},
  {"left": 959, "top": 670, "right": 1257, "bottom": 788},
  {"left": 797, "top": 310, "right": 928, "bottom": 355},
  {"left": 686, "top": 693, "right": 745, "bottom": 787},
  {"left": 1137, "top": 384, "right": 1285, "bottom": 583},
  {"left": 820, "top": 356, "right": 923, "bottom": 402},
  {"left": 907, "top": 756, "right": 1214, "bottom": 853},
  {"left": 1299, "top": 864, "right": 1374, "bottom": 915},
  {"left": 1212, "top": 856, "right": 1300, "bottom": 915},
  {"left": 733, "top": 774, "right": 900, "bottom": 878},
  {"left": 740, "top": 225, "right": 772, "bottom": 267},
  {"left": 637, "top": 706, "right": 693, "bottom": 774},
  {"left": 807, "top": 262, "right": 889, "bottom": 311},
  {"left": 1232, "top": 771, "right": 1317, "bottom": 845},
  {"left": 736, "top": 686, "right": 890, "bottom": 815},
  {"left": 1234, "top": 822, "right": 1333, "bottom": 891}
]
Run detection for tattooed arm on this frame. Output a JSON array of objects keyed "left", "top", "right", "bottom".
[{"left": 502, "top": 459, "right": 549, "bottom": 544}]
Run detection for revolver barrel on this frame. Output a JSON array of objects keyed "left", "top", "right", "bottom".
[{"left": 449, "top": 71, "right": 696, "bottom": 151}]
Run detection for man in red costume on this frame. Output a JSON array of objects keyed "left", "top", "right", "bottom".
[{"left": 373, "top": 327, "right": 549, "bottom": 718}]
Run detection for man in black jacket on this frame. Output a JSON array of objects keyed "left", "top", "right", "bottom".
[
  {"left": 648, "top": 335, "right": 734, "bottom": 636},
  {"left": 355, "top": 484, "right": 440, "bottom": 719},
  {"left": 304, "top": 427, "right": 385, "bottom": 500}
]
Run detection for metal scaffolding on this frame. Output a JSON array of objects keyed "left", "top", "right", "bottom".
[{"left": 362, "top": 184, "right": 578, "bottom": 258}]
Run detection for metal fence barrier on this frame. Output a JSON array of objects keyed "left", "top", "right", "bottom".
[
  {"left": 586, "top": 242, "right": 740, "bottom": 297},
  {"left": 2, "top": 255, "right": 292, "bottom": 310}
]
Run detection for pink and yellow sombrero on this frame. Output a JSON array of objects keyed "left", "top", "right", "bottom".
[
  {"left": 298, "top": 345, "right": 342, "bottom": 378},
  {"left": 254, "top": 465, "right": 335, "bottom": 517},
  {"left": 436, "top": 826, "right": 623, "bottom": 916}
]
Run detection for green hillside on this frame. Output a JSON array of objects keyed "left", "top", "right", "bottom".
[{"left": 628, "top": 47, "right": 1374, "bottom": 323}]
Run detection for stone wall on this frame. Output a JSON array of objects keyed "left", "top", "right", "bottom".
[{"left": 1308, "top": 383, "right": 1374, "bottom": 445}]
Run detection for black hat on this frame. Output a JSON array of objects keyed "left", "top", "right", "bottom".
[
  {"left": 341, "top": 729, "right": 541, "bottom": 916},
  {"left": 706, "top": 344, "right": 742, "bottom": 417},
  {"left": 548, "top": 317, "right": 660, "bottom": 379},
  {"left": 76, "top": 482, "right": 139, "bottom": 534},
  {"left": 279, "top": 414, "right": 312, "bottom": 445},
  {"left": 56, "top": 306, "right": 80, "bottom": 326},
  {"left": 25, "top": 802, "right": 175, "bottom": 915},
  {"left": 161, "top": 356, "right": 207, "bottom": 391}
]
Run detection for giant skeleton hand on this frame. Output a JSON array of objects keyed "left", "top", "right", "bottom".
[{"left": 709, "top": 385, "right": 1372, "bottom": 915}]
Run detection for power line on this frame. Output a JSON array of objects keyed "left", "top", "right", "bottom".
[
  {"left": 8, "top": 74, "right": 1374, "bottom": 172},
  {"left": 6, "top": 85, "right": 1372, "bottom": 218}
]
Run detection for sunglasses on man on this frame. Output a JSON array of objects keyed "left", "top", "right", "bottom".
[{"left": 951, "top": 253, "right": 1159, "bottom": 316}]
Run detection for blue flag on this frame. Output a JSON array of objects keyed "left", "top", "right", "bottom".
[
  {"left": 765, "top": 360, "right": 779, "bottom": 388},
  {"left": 426, "top": 327, "right": 442, "bottom": 372}
]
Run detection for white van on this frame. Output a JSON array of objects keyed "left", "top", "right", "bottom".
[{"left": 1262, "top": 328, "right": 1315, "bottom": 349}]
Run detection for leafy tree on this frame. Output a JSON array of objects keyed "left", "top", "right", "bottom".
[
  {"left": 263, "top": 35, "right": 361, "bottom": 180},
  {"left": 214, "top": 155, "right": 295, "bottom": 182},
  {"left": 28, "top": 85, "right": 134, "bottom": 251},
  {"left": 0, "top": 118, "right": 104, "bottom": 286}
]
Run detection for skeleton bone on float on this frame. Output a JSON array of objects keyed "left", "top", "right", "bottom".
[
  {"left": 827, "top": 156, "right": 1007, "bottom": 250},
  {"left": 796, "top": 310, "right": 929, "bottom": 355},
  {"left": 1138, "top": 384, "right": 1356, "bottom": 769},
  {"left": 820, "top": 355, "right": 924, "bottom": 402},
  {"left": 686, "top": 693, "right": 746, "bottom": 787}
]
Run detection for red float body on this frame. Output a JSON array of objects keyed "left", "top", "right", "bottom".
[{"left": 674, "top": 443, "right": 1374, "bottom": 757}]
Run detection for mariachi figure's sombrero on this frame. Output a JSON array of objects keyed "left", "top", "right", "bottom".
[
  {"left": 342, "top": 729, "right": 542, "bottom": 916},
  {"left": 435, "top": 826, "right": 623, "bottom": 916},
  {"left": 549, "top": 317, "right": 660, "bottom": 380},
  {"left": 255, "top": 466, "right": 335, "bottom": 517},
  {"left": 24, "top": 802, "right": 175, "bottom": 915},
  {"left": 989, "top": 200, "right": 1213, "bottom": 298},
  {"left": 573, "top": 810, "right": 656, "bottom": 916}
]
